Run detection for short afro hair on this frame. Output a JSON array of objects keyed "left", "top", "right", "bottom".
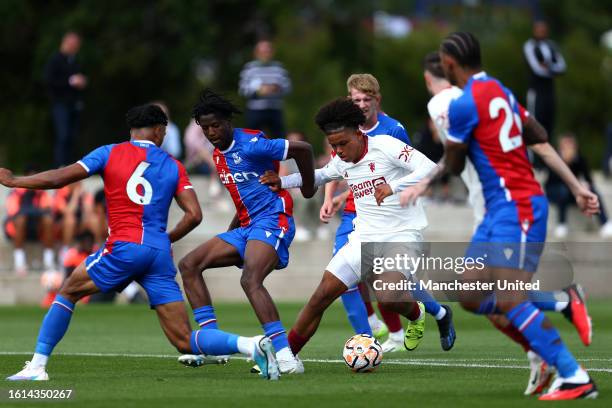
[
  {"left": 315, "top": 98, "right": 365, "bottom": 134},
  {"left": 126, "top": 104, "right": 168, "bottom": 129},
  {"left": 192, "top": 88, "right": 242, "bottom": 122}
]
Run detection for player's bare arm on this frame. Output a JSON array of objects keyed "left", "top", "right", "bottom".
[
  {"left": 286, "top": 140, "right": 317, "bottom": 198},
  {"left": 524, "top": 116, "right": 599, "bottom": 215},
  {"left": 168, "top": 189, "right": 203, "bottom": 243},
  {"left": 0, "top": 163, "right": 88, "bottom": 189}
]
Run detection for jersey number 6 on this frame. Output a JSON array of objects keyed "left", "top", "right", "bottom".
[
  {"left": 126, "top": 162, "right": 153, "bottom": 205},
  {"left": 489, "top": 97, "right": 523, "bottom": 153}
]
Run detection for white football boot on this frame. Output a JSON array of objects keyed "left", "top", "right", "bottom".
[{"left": 6, "top": 361, "right": 49, "bottom": 381}]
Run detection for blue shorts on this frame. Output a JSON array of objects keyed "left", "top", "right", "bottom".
[
  {"left": 86, "top": 241, "right": 183, "bottom": 307},
  {"left": 467, "top": 195, "right": 548, "bottom": 272},
  {"left": 333, "top": 211, "right": 356, "bottom": 256},
  {"left": 217, "top": 213, "right": 296, "bottom": 269}
]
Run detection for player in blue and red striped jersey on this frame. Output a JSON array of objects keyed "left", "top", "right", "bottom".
[
  {"left": 439, "top": 32, "right": 599, "bottom": 400},
  {"left": 177, "top": 89, "right": 316, "bottom": 374},
  {"left": 3, "top": 104, "right": 280, "bottom": 382}
]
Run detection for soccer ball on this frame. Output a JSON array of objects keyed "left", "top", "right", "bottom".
[{"left": 342, "top": 334, "right": 383, "bottom": 372}]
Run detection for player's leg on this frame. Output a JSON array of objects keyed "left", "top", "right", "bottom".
[
  {"left": 335, "top": 212, "right": 371, "bottom": 336},
  {"left": 177, "top": 236, "right": 242, "bottom": 329},
  {"left": 289, "top": 237, "right": 361, "bottom": 355},
  {"left": 369, "top": 270, "right": 425, "bottom": 352},
  {"left": 493, "top": 267, "right": 597, "bottom": 400},
  {"left": 289, "top": 271, "right": 351, "bottom": 355},
  {"left": 142, "top": 247, "right": 280, "bottom": 380},
  {"left": 7, "top": 260, "right": 100, "bottom": 381},
  {"left": 240, "top": 238, "right": 302, "bottom": 373}
]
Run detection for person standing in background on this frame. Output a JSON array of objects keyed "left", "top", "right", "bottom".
[
  {"left": 239, "top": 39, "right": 291, "bottom": 139},
  {"left": 44, "top": 31, "right": 87, "bottom": 167},
  {"left": 153, "top": 101, "right": 182, "bottom": 159},
  {"left": 523, "top": 21, "right": 566, "bottom": 139}
]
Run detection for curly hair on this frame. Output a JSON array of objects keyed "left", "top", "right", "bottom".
[
  {"left": 315, "top": 98, "right": 365, "bottom": 134},
  {"left": 192, "top": 88, "right": 242, "bottom": 122},
  {"left": 125, "top": 104, "right": 168, "bottom": 128}
]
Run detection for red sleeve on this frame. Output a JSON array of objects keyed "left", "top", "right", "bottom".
[{"left": 174, "top": 159, "right": 193, "bottom": 196}]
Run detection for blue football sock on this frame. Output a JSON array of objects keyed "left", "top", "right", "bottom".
[
  {"left": 193, "top": 305, "right": 219, "bottom": 329},
  {"left": 263, "top": 321, "right": 289, "bottom": 352},
  {"left": 190, "top": 329, "right": 239, "bottom": 355},
  {"left": 35, "top": 295, "right": 75, "bottom": 356},
  {"left": 341, "top": 286, "right": 372, "bottom": 335},
  {"left": 506, "top": 302, "right": 579, "bottom": 378},
  {"left": 528, "top": 290, "right": 568, "bottom": 312},
  {"left": 411, "top": 283, "right": 442, "bottom": 316}
]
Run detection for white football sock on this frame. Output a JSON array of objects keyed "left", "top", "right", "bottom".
[
  {"left": 14, "top": 248, "right": 26, "bottom": 269},
  {"left": 276, "top": 347, "right": 294, "bottom": 361},
  {"left": 368, "top": 314, "right": 382, "bottom": 327},
  {"left": 434, "top": 306, "right": 447, "bottom": 320},
  {"left": 30, "top": 353, "right": 48, "bottom": 369},
  {"left": 43, "top": 248, "right": 55, "bottom": 269},
  {"left": 555, "top": 301, "right": 570, "bottom": 312},
  {"left": 237, "top": 336, "right": 255, "bottom": 356},
  {"left": 562, "top": 367, "right": 589, "bottom": 383},
  {"left": 389, "top": 330, "right": 404, "bottom": 342}
]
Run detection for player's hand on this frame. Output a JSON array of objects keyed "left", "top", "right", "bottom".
[
  {"left": 399, "top": 181, "right": 428, "bottom": 207},
  {"left": 0, "top": 168, "right": 15, "bottom": 187},
  {"left": 259, "top": 170, "right": 282, "bottom": 192},
  {"left": 320, "top": 199, "right": 335, "bottom": 223},
  {"left": 331, "top": 194, "right": 345, "bottom": 213},
  {"left": 374, "top": 184, "right": 393, "bottom": 206},
  {"left": 574, "top": 186, "right": 600, "bottom": 216}
]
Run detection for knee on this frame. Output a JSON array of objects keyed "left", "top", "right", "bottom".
[
  {"left": 178, "top": 256, "right": 201, "bottom": 279},
  {"left": 240, "top": 272, "right": 262, "bottom": 293}
]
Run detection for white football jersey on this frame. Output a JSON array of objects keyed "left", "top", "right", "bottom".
[
  {"left": 319, "top": 135, "right": 435, "bottom": 241},
  {"left": 428, "top": 86, "right": 485, "bottom": 227}
]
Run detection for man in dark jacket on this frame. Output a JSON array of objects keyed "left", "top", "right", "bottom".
[{"left": 44, "top": 32, "right": 87, "bottom": 167}]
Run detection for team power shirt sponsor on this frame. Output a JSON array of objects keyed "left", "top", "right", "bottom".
[
  {"left": 343, "top": 112, "right": 411, "bottom": 213},
  {"left": 77, "top": 140, "right": 193, "bottom": 251},
  {"left": 212, "top": 128, "right": 293, "bottom": 227},
  {"left": 320, "top": 135, "right": 434, "bottom": 241}
]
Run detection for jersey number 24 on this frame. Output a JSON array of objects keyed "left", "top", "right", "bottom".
[{"left": 489, "top": 97, "right": 523, "bottom": 153}]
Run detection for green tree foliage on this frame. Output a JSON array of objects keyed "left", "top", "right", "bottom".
[{"left": 0, "top": 0, "right": 610, "bottom": 169}]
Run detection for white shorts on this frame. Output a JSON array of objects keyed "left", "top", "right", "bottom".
[{"left": 326, "top": 230, "right": 423, "bottom": 288}]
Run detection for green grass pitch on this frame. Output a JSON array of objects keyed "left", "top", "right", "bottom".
[{"left": 1, "top": 300, "right": 610, "bottom": 407}]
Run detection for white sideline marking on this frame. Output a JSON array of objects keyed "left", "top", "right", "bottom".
[{"left": 1, "top": 351, "right": 611, "bottom": 373}]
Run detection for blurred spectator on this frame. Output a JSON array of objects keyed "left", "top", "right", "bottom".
[
  {"left": 153, "top": 101, "right": 182, "bottom": 158},
  {"left": 279, "top": 131, "right": 321, "bottom": 241},
  {"left": 3, "top": 167, "right": 56, "bottom": 276},
  {"left": 41, "top": 230, "right": 95, "bottom": 308},
  {"left": 239, "top": 39, "right": 291, "bottom": 138},
  {"left": 413, "top": 119, "right": 450, "bottom": 201},
  {"left": 183, "top": 119, "right": 222, "bottom": 198},
  {"left": 90, "top": 188, "right": 108, "bottom": 244},
  {"left": 545, "top": 133, "right": 612, "bottom": 238},
  {"left": 44, "top": 31, "right": 87, "bottom": 167},
  {"left": 523, "top": 21, "right": 566, "bottom": 138},
  {"left": 53, "top": 181, "right": 94, "bottom": 263}
]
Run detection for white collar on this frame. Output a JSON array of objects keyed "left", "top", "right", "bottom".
[
  {"left": 132, "top": 139, "right": 156, "bottom": 145},
  {"left": 360, "top": 120, "right": 380, "bottom": 134},
  {"left": 472, "top": 71, "right": 487, "bottom": 79},
  {"left": 220, "top": 139, "right": 235, "bottom": 154}
]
